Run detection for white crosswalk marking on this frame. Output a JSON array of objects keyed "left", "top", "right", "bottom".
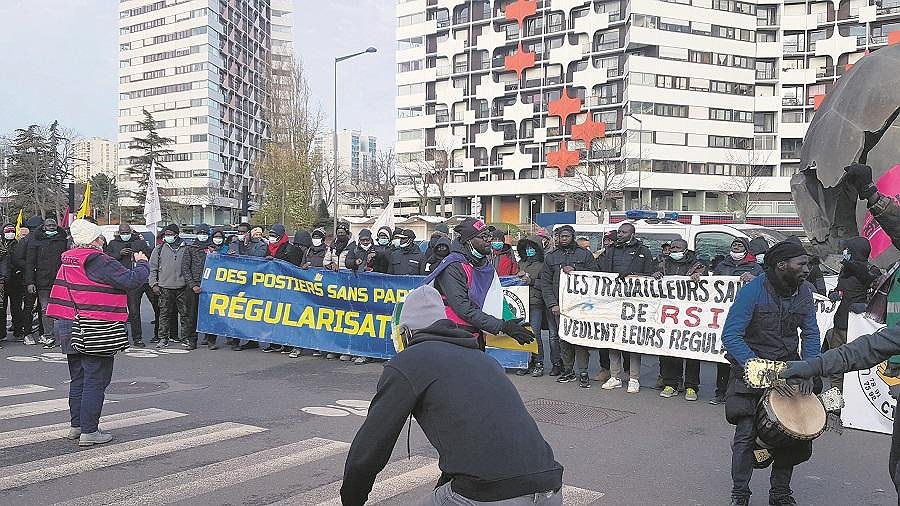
[
  {"left": 0, "top": 408, "right": 187, "bottom": 450},
  {"left": 0, "top": 397, "right": 116, "bottom": 420},
  {"left": 271, "top": 455, "right": 441, "bottom": 506},
  {"left": 0, "top": 422, "right": 265, "bottom": 491},
  {"left": 52, "top": 437, "right": 350, "bottom": 506},
  {"left": 0, "top": 384, "right": 53, "bottom": 397},
  {"left": 561, "top": 485, "right": 605, "bottom": 505}
]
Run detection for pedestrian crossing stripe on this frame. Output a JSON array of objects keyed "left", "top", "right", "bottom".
[
  {"left": 0, "top": 408, "right": 187, "bottom": 450},
  {"left": 0, "top": 384, "right": 53, "bottom": 397},
  {"left": 0, "top": 422, "right": 265, "bottom": 491},
  {"left": 0, "top": 397, "right": 116, "bottom": 420}
]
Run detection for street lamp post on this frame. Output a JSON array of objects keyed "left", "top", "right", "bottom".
[
  {"left": 626, "top": 113, "right": 643, "bottom": 208},
  {"left": 333, "top": 46, "right": 377, "bottom": 235},
  {"left": 529, "top": 199, "right": 537, "bottom": 233}
]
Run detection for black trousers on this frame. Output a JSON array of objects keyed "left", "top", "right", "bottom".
[
  {"left": 126, "top": 284, "right": 158, "bottom": 343},
  {"left": 185, "top": 289, "right": 215, "bottom": 345},
  {"left": 660, "top": 357, "right": 701, "bottom": 390},
  {"left": 157, "top": 287, "right": 188, "bottom": 343},
  {"left": 731, "top": 416, "right": 795, "bottom": 501}
]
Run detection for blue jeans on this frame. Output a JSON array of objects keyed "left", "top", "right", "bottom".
[
  {"left": 529, "top": 304, "right": 545, "bottom": 365},
  {"left": 731, "top": 416, "right": 794, "bottom": 500},
  {"left": 545, "top": 312, "right": 563, "bottom": 368},
  {"left": 423, "top": 482, "right": 561, "bottom": 505},
  {"left": 67, "top": 354, "right": 114, "bottom": 433}
]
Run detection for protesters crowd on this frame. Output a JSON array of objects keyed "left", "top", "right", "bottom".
[{"left": 0, "top": 213, "right": 881, "bottom": 402}]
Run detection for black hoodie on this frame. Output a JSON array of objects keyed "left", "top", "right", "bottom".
[
  {"left": 834, "top": 236, "right": 881, "bottom": 330},
  {"left": 422, "top": 236, "right": 451, "bottom": 274},
  {"left": 25, "top": 227, "right": 70, "bottom": 288},
  {"left": 517, "top": 236, "right": 545, "bottom": 306},
  {"left": 340, "top": 320, "right": 563, "bottom": 506},
  {"left": 432, "top": 240, "right": 505, "bottom": 335},
  {"left": 657, "top": 249, "right": 706, "bottom": 276}
]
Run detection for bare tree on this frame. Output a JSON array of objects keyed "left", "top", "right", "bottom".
[
  {"left": 397, "top": 159, "right": 433, "bottom": 215},
  {"left": 555, "top": 136, "right": 635, "bottom": 222},
  {"left": 722, "top": 148, "right": 775, "bottom": 223},
  {"left": 344, "top": 149, "right": 396, "bottom": 217},
  {"left": 395, "top": 138, "right": 456, "bottom": 216}
]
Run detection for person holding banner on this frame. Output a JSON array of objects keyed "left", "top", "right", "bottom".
[
  {"left": 324, "top": 222, "right": 352, "bottom": 272},
  {"left": 226, "top": 222, "right": 267, "bottom": 351},
  {"left": 388, "top": 228, "right": 424, "bottom": 275},
  {"left": 182, "top": 224, "right": 219, "bottom": 350},
  {"left": 721, "top": 240, "right": 821, "bottom": 506},
  {"left": 305, "top": 228, "right": 328, "bottom": 269},
  {"left": 516, "top": 235, "right": 547, "bottom": 377},
  {"left": 422, "top": 217, "right": 535, "bottom": 349},
  {"left": 341, "top": 285, "right": 563, "bottom": 506}
]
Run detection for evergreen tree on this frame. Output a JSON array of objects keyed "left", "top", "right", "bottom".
[
  {"left": 126, "top": 109, "right": 175, "bottom": 202},
  {"left": 7, "top": 123, "right": 66, "bottom": 218}
]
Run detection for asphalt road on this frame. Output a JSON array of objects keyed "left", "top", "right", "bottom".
[{"left": 0, "top": 326, "right": 895, "bottom": 506}]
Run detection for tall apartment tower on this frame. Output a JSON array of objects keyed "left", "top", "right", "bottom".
[
  {"left": 312, "top": 129, "right": 379, "bottom": 217},
  {"left": 72, "top": 137, "right": 119, "bottom": 183},
  {"left": 394, "top": 0, "right": 900, "bottom": 226},
  {"left": 117, "top": 0, "right": 293, "bottom": 225}
]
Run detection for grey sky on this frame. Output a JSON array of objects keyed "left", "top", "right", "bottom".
[{"left": 0, "top": 0, "right": 397, "bottom": 147}]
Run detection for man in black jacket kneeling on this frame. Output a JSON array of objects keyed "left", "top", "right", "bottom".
[{"left": 341, "top": 284, "right": 563, "bottom": 506}]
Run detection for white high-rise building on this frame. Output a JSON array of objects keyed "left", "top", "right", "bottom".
[
  {"left": 394, "top": 0, "right": 900, "bottom": 228},
  {"left": 117, "top": 0, "right": 293, "bottom": 225},
  {"left": 72, "top": 137, "right": 118, "bottom": 183},
  {"left": 312, "top": 129, "right": 379, "bottom": 217}
]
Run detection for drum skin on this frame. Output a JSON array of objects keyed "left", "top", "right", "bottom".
[{"left": 755, "top": 389, "right": 826, "bottom": 448}]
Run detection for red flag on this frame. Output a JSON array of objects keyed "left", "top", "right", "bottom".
[{"left": 59, "top": 205, "right": 70, "bottom": 229}]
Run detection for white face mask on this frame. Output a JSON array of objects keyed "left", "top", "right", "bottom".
[
  {"left": 268, "top": 235, "right": 280, "bottom": 244},
  {"left": 212, "top": 237, "right": 224, "bottom": 245},
  {"left": 730, "top": 251, "right": 745, "bottom": 261},
  {"left": 312, "top": 238, "right": 323, "bottom": 247},
  {"left": 4, "top": 232, "right": 15, "bottom": 240},
  {"left": 197, "top": 234, "right": 209, "bottom": 242},
  {"left": 669, "top": 251, "right": 685, "bottom": 261},
  {"left": 756, "top": 254, "right": 765, "bottom": 265},
  {"left": 361, "top": 242, "right": 372, "bottom": 251},
  {"left": 236, "top": 233, "right": 246, "bottom": 242},
  {"left": 120, "top": 234, "right": 132, "bottom": 242}
]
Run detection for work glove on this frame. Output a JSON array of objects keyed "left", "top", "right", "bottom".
[
  {"left": 501, "top": 318, "right": 535, "bottom": 345},
  {"left": 828, "top": 290, "right": 842, "bottom": 302},
  {"left": 772, "top": 382, "right": 796, "bottom": 398},
  {"left": 844, "top": 163, "right": 877, "bottom": 200},
  {"left": 778, "top": 360, "right": 817, "bottom": 380}
]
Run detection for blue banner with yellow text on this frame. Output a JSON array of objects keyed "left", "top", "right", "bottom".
[{"left": 197, "top": 254, "right": 529, "bottom": 367}]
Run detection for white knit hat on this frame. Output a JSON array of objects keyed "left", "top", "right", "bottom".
[
  {"left": 70, "top": 219, "right": 102, "bottom": 245},
  {"left": 399, "top": 285, "right": 449, "bottom": 331}
]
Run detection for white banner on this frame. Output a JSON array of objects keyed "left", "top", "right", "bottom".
[
  {"left": 841, "top": 313, "right": 895, "bottom": 435},
  {"left": 558, "top": 272, "right": 837, "bottom": 363}
]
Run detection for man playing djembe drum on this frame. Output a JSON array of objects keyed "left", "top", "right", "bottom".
[{"left": 721, "top": 241, "right": 822, "bottom": 506}]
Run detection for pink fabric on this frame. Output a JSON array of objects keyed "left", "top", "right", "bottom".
[
  {"left": 46, "top": 248, "right": 129, "bottom": 322},
  {"left": 862, "top": 164, "right": 900, "bottom": 262}
]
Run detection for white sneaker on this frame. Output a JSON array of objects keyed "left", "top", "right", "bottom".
[
  {"left": 601, "top": 377, "right": 622, "bottom": 390},
  {"left": 65, "top": 427, "right": 81, "bottom": 440},
  {"left": 78, "top": 430, "right": 113, "bottom": 446},
  {"left": 627, "top": 379, "right": 640, "bottom": 393},
  {"left": 23, "top": 335, "right": 37, "bottom": 345}
]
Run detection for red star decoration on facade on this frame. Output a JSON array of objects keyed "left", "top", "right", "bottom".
[
  {"left": 548, "top": 88, "right": 582, "bottom": 124},
  {"left": 813, "top": 94, "right": 826, "bottom": 110},
  {"left": 546, "top": 147, "right": 580, "bottom": 174},
  {"left": 506, "top": 0, "right": 537, "bottom": 27},
  {"left": 571, "top": 118, "right": 606, "bottom": 146},
  {"left": 504, "top": 42, "right": 535, "bottom": 79},
  {"left": 889, "top": 30, "right": 900, "bottom": 45}
]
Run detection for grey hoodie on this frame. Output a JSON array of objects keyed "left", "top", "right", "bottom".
[{"left": 149, "top": 239, "right": 187, "bottom": 289}]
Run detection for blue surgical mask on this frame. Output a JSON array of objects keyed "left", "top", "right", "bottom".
[
  {"left": 669, "top": 251, "right": 685, "bottom": 261},
  {"left": 491, "top": 241, "right": 504, "bottom": 250},
  {"left": 525, "top": 248, "right": 537, "bottom": 257},
  {"left": 378, "top": 237, "right": 390, "bottom": 246},
  {"left": 391, "top": 238, "right": 401, "bottom": 248},
  {"left": 45, "top": 230, "right": 58, "bottom": 237},
  {"left": 120, "top": 234, "right": 132, "bottom": 242},
  {"left": 471, "top": 247, "right": 485, "bottom": 259},
  {"left": 164, "top": 235, "right": 176, "bottom": 244}
]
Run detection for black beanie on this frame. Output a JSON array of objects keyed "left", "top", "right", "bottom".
[
  {"left": 764, "top": 241, "right": 808, "bottom": 268},
  {"left": 454, "top": 217, "right": 488, "bottom": 243},
  {"left": 164, "top": 223, "right": 180, "bottom": 234}
]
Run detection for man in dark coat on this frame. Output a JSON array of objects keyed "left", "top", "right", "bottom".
[
  {"left": 422, "top": 236, "right": 451, "bottom": 274},
  {"left": 0, "top": 224, "right": 20, "bottom": 343},
  {"left": 341, "top": 285, "right": 563, "bottom": 506},
  {"left": 25, "top": 217, "right": 69, "bottom": 348},
  {"left": 389, "top": 228, "right": 424, "bottom": 275},
  {"left": 182, "top": 223, "right": 218, "bottom": 350},
  {"left": 721, "top": 241, "right": 821, "bottom": 506},
  {"left": 107, "top": 223, "right": 155, "bottom": 347},
  {"left": 11, "top": 216, "right": 41, "bottom": 341},
  {"left": 345, "top": 229, "right": 380, "bottom": 273},
  {"left": 516, "top": 235, "right": 547, "bottom": 377},
  {"left": 305, "top": 228, "right": 328, "bottom": 268}
]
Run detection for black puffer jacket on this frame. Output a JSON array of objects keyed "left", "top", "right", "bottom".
[
  {"left": 25, "top": 228, "right": 69, "bottom": 288},
  {"left": 714, "top": 238, "right": 763, "bottom": 277},
  {"left": 516, "top": 236, "right": 544, "bottom": 306},
  {"left": 833, "top": 236, "right": 881, "bottom": 330},
  {"left": 107, "top": 236, "right": 153, "bottom": 269},
  {"left": 389, "top": 242, "right": 424, "bottom": 275},
  {"left": 539, "top": 241, "right": 597, "bottom": 310},
  {"left": 305, "top": 242, "right": 328, "bottom": 268},
  {"left": 422, "top": 237, "right": 451, "bottom": 274},
  {"left": 182, "top": 240, "right": 213, "bottom": 290},
  {"left": 596, "top": 238, "right": 654, "bottom": 277},
  {"left": 658, "top": 250, "right": 706, "bottom": 276}
]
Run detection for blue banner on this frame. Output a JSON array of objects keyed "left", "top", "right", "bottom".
[{"left": 197, "top": 254, "right": 529, "bottom": 367}]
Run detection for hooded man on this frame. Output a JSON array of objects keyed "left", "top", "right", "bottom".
[
  {"left": 826, "top": 236, "right": 880, "bottom": 390},
  {"left": 25, "top": 217, "right": 69, "bottom": 348},
  {"left": 721, "top": 240, "right": 821, "bottom": 506},
  {"left": 182, "top": 224, "right": 218, "bottom": 350},
  {"left": 422, "top": 236, "right": 451, "bottom": 274},
  {"left": 341, "top": 285, "right": 563, "bottom": 506},
  {"left": 12, "top": 216, "right": 41, "bottom": 341},
  {"left": 422, "top": 217, "right": 534, "bottom": 348},
  {"left": 325, "top": 222, "right": 352, "bottom": 271},
  {"left": 345, "top": 229, "right": 380, "bottom": 273},
  {"left": 292, "top": 230, "right": 312, "bottom": 265},
  {"left": 538, "top": 225, "right": 599, "bottom": 387},
  {"left": 516, "top": 235, "right": 547, "bottom": 377},
  {"left": 266, "top": 224, "right": 300, "bottom": 264},
  {"left": 748, "top": 237, "right": 769, "bottom": 267},
  {"left": 389, "top": 228, "right": 424, "bottom": 275},
  {"left": 489, "top": 229, "right": 518, "bottom": 276},
  {"left": 149, "top": 224, "right": 189, "bottom": 349},
  {"left": 306, "top": 228, "right": 329, "bottom": 268},
  {"left": 107, "top": 223, "right": 155, "bottom": 347},
  {"left": 653, "top": 239, "right": 708, "bottom": 401},
  {"left": 421, "top": 222, "right": 450, "bottom": 255},
  {"left": 0, "top": 224, "right": 19, "bottom": 344}
]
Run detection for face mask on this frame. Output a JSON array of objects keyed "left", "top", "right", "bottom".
[
  {"left": 4, "top": 232, "right": 15, "bottom": 240},
  {"left": 399, "top": 239, "right": 411, "bottom": 248},
  {"left": 525, "top": 248, "right": 537, "bottom": 257},
  {"left": 437, "top": 248, "right": 449, "bottom": 257},
  {"left": 236, "top": 233, "right": 246, "bottom": 242},
  {"left": 756, "top": 254, "right": 765, "bottom": 265},
  {"left": 120, "top": 234, "right": 132, "bottom": 242},
  {"left": 312, "top": 238, "right": 323, "bottom": 247},
  {"left": 268, "top": 235, "right": 280, "bottom": 244},
  {"left": 197, "top": 234, "right": 209, "bottom": 242},
  {"left": 730, "top": 251, "right": 745, "bottom": 261},
  {"left": 669, "top": 251, "right": 685, "bottom": 261},
  {"left": 212, "top": 237, "right": 224, "bottom": 245},
  {"left": 164, "top": 235, "right": 176, "bottom": 244},
  {"left": 470, "top": 247, "right": 485, "bottom": 260},
  {"left": 491, "top": 241, "right": 504, "bottom": 251},
  {"left": 378, "top": 237, "right": 389, "bottom": 246},
  {"left": 391, "top": 238, "right": 401, "bottom": 248},
  {"left": 842, "top": 249, "right": 851, "bottom": 261},
  {"left": 361, "top": 242, "right": 372, "bottom": 251},
  {"left": 45, "top": 230, "right": 58, "bottom": 237}
]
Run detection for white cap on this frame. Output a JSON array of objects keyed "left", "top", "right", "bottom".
[{"left": 69, "top": 219, "right": 102, "bottom": 245}]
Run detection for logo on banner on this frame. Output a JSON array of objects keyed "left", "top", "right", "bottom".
[
  {"left": 503, "top": 289, "right": 526, "bottom": 320},
  {"left": 855, "top": 363, "right": 899, "bottom": 421}
]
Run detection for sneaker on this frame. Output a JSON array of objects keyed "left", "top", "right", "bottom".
[
  {"left": 730, "top": 498, "right": 749, "bottom": 506},
  {"left": 156, "top": 340, "right": 168, "bottom": 349},
  {"left": 660, "top": 386, "right": 677, "bottom": 398},
  {"left": 42, "top": 340, "right": 57, "bottom": 349},
  {"left": 65, "top": 427, "right": 81, "bottom": 440},
  {"left": 149, "top": 336, "right": 161, "bottom": 343},
  {"left": 339, "top": 354, "right": 352, "bottom": 361},
  {"left": 132, "top": 340, "right": 146, "bottom": 348},
  {"left": 325, "top": 353, "right": 337, "bottom": 359},
  {"left": 531, "top": 365, "right": 545, "bottom": 377},
  {"left": 38, "top": 335, "right": 53, "bottom": 345},
  {"left": 183, "top": 342, "right": 197, "bottom": 351},
  {"left": 262, "top": 345, "right": 282, "bottom": 353},
  {"left": 281, "top": 346, "right": 294, "bottom": 354},
  {"left": 768, "top": 496, "right": 797, "bottom": 506},
  {"left": 515, "top": 367, "right": 531, "bottom": 376},
  {"left": 709, "top": 395, "right": 726, "bottom": 405},
  {"left": 238, "top": 341, "right": 259, "bottom": 351},
  {"left": 627, "top": 379, "right": 640, "bottom": 393},
  {"left": 23, "top": 335, "right": 37, "bottom": 345},
  {"left": 593, "top": 369, "right": 611, "bottom": 383},
  {"left": 548, "top": 365, "right": 563, "bottom": 376},
  {"left": 288, "top": 349, "right": 302, "bottom": 358},
  {"left": 685, "top": 388, "right": 698, "bottom": 401},
  {"left": 556, "top": 371, "right": 577, "bottom": 383},
  {"left": 354, "top": 356, "right": 370, "bottom": 365},
  {"left": 78, "top": 430, "right": 113, "bottom": 446},
  {"left": 312, "top": 351, "right": 323, "bottom": 357},
  {"left": 579, "top": 372, "right": 591, "bottom": 388},
  {"left": 601, "top": 377, "right": 623, "bottom": 390}
]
